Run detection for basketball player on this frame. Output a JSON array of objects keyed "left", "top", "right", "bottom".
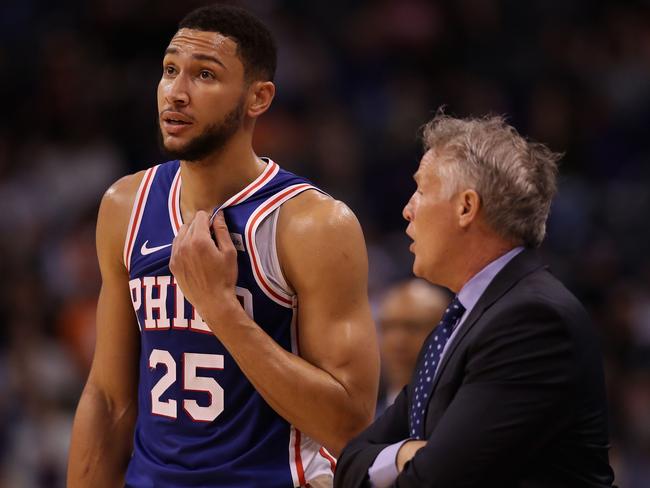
[{"left": 67, "top": 5, "right": 379, "bottom": 488}]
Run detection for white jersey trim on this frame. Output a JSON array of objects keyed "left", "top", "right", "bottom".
[
  {"left": 168, "top": 167, "right": 183, "bottom": 236},
  {"left": 255, "top": 208, "right": 293, "bottom": 296},
  {"left": 123, "top": 165, "right": 159, "bottom": 272},
  {"left": 288, "top": 305, "right": 336, "bottom": 486},
  {"left": 221, "top": 158, "right": 280, "bottom": 208},
  {"left": 244, "top": 183, "right": 316, "bottom": 308},
  {"left": 169, "top": 159, "right": 279, "bottom": 236}
]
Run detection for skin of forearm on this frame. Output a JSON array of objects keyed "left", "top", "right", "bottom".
[
  {"left": 67, "top": 384, "right": 136, "bottom": 488},
  {"left": 204, "top": 299, "right": 370, "bottom": 456}
]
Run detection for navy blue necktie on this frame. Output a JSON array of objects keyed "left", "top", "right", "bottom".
[{"left": 409, "top": 296, "right": 465, "bottom": 439}]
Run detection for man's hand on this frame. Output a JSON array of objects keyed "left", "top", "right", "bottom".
[
  {"left": 396, "top": 440, "right": 427, "bottom": 472},
  {"left": 170, "top": 210, "right": 241, "bottom": 329}
]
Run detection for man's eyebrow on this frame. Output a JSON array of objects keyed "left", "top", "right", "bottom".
[
  {"left": 192, "top": 53, "right": 227, "bottom": 69},
  {"left": 164, "top": 47, "right": 227, "bottom": 69}
]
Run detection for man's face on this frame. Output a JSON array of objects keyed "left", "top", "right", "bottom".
[
  {"left": 403, "top": 150, "right": 459, "bottom": 285},
  {"left": 379, "top": 284, "right": 448, "bottom": 389},
  {"left": 157, "top": 28, "right": 247, "bottom": 161}
]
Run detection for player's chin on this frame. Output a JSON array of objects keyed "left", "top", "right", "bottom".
[{"left": 162, "top": 136, "right": 191, "bottom": 153}]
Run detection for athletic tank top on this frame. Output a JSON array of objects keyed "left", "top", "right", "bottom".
[{"left": 122, "top": 158, "right": 336, "bottom": 487}]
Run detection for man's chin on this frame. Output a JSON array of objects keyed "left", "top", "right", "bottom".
[
  {"left": 162, "top": 141, "right": 203, "bottom": 162},
  {"left": 411, "top": 258, "right": 424, "bottom": 278},
  {"left": 162, "top": 137, "right": 189, "bottom": 153},
  {"left": 160, "top": 135, "right": 186, "bottom": 157}
]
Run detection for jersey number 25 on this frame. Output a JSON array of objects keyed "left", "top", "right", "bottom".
[{"left": 149, "top": 350, "right": 224, "bottom": 422}]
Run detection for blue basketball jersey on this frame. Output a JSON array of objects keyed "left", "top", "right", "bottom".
[{"left": 122, "top": 159, "right": 336, "bottom": 487}]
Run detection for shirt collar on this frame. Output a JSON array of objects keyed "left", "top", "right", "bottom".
[{"left": 457, "top": 246, "right": 524, "bottom": 315}]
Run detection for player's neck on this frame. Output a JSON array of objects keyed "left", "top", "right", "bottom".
[{"left": 178, "top": 138, "right": 265, "bottom": 221}]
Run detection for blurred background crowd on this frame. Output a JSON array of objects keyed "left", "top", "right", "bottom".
[{"left": 1, "top": 0, "right": 649, "bottom": 486}]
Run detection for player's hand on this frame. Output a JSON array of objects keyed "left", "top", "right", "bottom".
[
  {"left": 396, "top": 440, "right": 427, "bottom": 472},
  {"left": 170, "top": 210, "right": 240, "bottom": 331}
]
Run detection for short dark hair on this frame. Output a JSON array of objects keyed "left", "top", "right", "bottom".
[{"left": 178, "top": 4, "right": 277, "bottom": 82}]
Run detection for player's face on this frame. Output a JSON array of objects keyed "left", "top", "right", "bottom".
[
  {"left": 403, "top": 150, "right": 459, "bottom": 286},
  {"left": 157, "top": 29, "right": 247, "bottom": 161}
]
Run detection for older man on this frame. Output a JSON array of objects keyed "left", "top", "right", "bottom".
[{"left": 335, "top": 114, "right": 615, "bottom": 487}]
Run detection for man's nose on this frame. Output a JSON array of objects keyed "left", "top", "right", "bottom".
[
  {"left": 403, "top": 198, "right": 413, "bottom": 222},
  {"left": 164, "top": 74, "right": 190, "bottom": 106}
]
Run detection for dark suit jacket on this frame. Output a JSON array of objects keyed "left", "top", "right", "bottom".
[{"left": 335, "top": 249, "right": 614, "bottom": 487}]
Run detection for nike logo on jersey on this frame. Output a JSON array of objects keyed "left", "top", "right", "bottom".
[{"left": 141, "top": 240, "right": 172, "bottom": 256}]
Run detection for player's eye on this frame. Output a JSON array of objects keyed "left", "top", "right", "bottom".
[
  {"left": 199, "top": 70, "right": 215, "bottom": 80},
  {"left": 164, "top": 65, "right": 176, "bottom": 76}
]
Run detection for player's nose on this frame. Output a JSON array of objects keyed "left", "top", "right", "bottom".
[{"left": 164, "top": 74, "right": 190, "bottom": 106}]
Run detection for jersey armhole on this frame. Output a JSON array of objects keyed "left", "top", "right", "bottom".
[
  {"left": 123, "top": 165, "right": 159, "bottom": 272},
  {"left": 245, "top": 184, "right": 323, "bottom": 308},
  {"left": 256, "top": 207, "right": 293, "bottom": 297}
]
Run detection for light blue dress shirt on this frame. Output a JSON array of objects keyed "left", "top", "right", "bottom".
[{"left": 368, "top": 247, "right": 524, "bottom": 488}]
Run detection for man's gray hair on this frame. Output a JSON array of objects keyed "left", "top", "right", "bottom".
[{"left": 421, "top": 112, "right": 561, "bottom": 248}]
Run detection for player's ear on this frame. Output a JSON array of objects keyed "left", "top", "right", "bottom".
[{"left": 247, "top": 81, "right": 275, "bottom": 118}]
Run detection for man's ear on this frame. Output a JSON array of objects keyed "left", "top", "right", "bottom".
[
  {"left": 247, "top": 81, "right": 275, "bottom": 118},
  {"left": 458, "top": 189, "right": 480, "bottom": 228}
]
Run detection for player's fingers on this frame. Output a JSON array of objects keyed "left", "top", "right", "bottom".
[
  {"left": 212, "top": 211, "right": 235, "bottom": 254},
  {"left": 191, "top": 210, "right": 210, "bottom": 237},
  {"left": 186, "top": 212, "right": 213, "bottom": 253},
  {"left": 174, "top": 222, "right": 190, "bottom": 246},
  {"left": 186, "top": 210, "right": 202, "bottom": 239},
  {"left": 170, "top": 223, "right": 189, "bottom": 275},
  {"left": 187, "top": 211, "right": 219, "bottom": 258}
]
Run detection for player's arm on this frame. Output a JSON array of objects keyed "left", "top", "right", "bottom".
[
  {"left": 67, "top": 174, "right": 143, "bottom": 488},
  {"left": 170, "top": 192, "right": 380, "bottom": 456},
  {"left": 268, "top": 192, "right": 381, "bottom": 454}
]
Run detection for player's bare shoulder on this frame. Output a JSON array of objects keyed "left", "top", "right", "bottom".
[
  {"left": 278, "top": 190, "right": 362, "bottom": 240},
  {"left": 97, "top": 171, "right": 148, "bottom": 267},
  {"left": 102, "top": 172, "right": 146, "bottom": 212},
  {"left": 277, "top": 190, "right": 368, "bottom": 288}
]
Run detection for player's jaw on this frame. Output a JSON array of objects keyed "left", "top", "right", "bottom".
[{"left": 158, "top": 98, "right": 245, "bottom": 162}]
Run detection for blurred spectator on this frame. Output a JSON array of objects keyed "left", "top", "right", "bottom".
[
  {"left": 2, "top": 315, "right": 80, "bottom": 487},
  {"left": 376, "top": 280, "right": 451, "bottom": 415}
]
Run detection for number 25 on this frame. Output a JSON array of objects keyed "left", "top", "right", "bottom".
[{"left": 149, "top": 349, "right": 224, "bottom": 422}]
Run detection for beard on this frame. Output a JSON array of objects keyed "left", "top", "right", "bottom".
[{"left": 158, "top": 97, "right": 245, "bottom": 162}]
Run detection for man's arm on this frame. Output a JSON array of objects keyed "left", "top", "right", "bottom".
[
  {"left": 335, "top": 303, "right": 576, "bottom": 488},
  {"left": 334, "top": 386, "right": 411, "bottom": 488},
  {"left": 390, "top": 303, "right": 576, "bottom": 487},
  {"left": 67, "top": 174, "right": 143, "bottom": 488},
  {"left": 169, "top": 192, "right": 380, "bottom": 455}
]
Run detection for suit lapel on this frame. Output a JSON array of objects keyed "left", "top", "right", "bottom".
[{"left": 427, "top": 249, "right": 546, "bottom": 400}]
